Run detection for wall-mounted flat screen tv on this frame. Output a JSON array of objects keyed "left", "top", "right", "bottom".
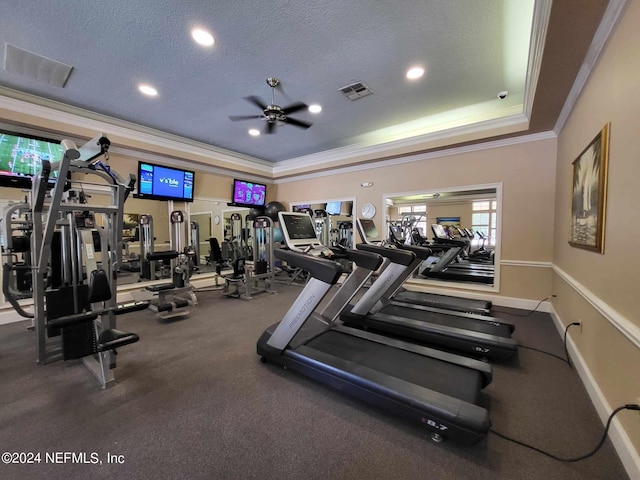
[
  {"left": 135, "top": 161, "right": 195, "bottom": 202},
  {"left": 0, "top": 130, "right": 63, "bottom": 188},
  {"left": 232, "top": 179, "right": 266, "bottom": 207}
]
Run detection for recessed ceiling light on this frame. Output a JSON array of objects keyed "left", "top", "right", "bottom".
[
  {"left": 248, "top": 129, "right": 260, "bottom": 136},
  {"left": 138, "top": 84, "right": 158, "bottom": 96},
  {"left": 308, "top": 104, "right": 322, "bottom": 114},
  {"left": 406, "top": 67, "right": 425, "bottom": 80},
  {"left": 192, "top": 28, "right": 214, "bottom": 47}
]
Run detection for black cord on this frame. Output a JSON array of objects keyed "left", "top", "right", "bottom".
[
  {"left": 563, "top": 322, "right": 578, "bottom": 368},
  {"left": 519, "top": 322, "right": 580, "bottom": 366},
  {"left": 493, "top": 294, "right": 556, "bottom": 317},
  {"left": 490, "top": 404, "right": 640, "bottom": 462},
  {"left": 518, "top": 344, "right": 569, "bottom": 363}
]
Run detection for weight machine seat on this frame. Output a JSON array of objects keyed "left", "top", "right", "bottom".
[
  {"left": 147, "top": 250, "right": 179, "bottom": 261},
  {"left": 145, "top": 283, "right": 178, "bottom": 292},
  {"left": 88, "top": 269, "right": 112, "bottom": 303},
  {"left": 97, "top": 329, "right": 140, "bottom": 352},
  {"left": 11, "top": 236, "right": 30, "bottom": 253},
  {"left": 224, "top": 258, "right": 246, "bottom": 282}
]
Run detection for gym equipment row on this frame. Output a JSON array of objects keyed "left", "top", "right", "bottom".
[{"left": 258, "top": 212, "right": 492, "bottom": 445}]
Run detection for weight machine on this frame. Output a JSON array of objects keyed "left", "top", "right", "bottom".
[
  {"left": 144, "top": 210, "right": 197, "bottom": 319},
  {"left": 1, "top": 201, "right": 35, "bottom": 322},
  {"left": 17, "top": 135, "right": 146, "bottom": 389},
  {"left": 223, "top": 215, "right": 276, "bottom": 300}
]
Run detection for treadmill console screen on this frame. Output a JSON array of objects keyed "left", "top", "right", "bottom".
[
  {"left": 389, "top": 225, "right": 404, "bottom": 243},
  {"left": 359, "top": 219, "right": 379, "bottom": 241},
  {"left": 281, "top": 214, "right": 318, "bottom": 240}
]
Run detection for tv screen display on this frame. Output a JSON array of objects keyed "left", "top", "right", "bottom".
[
  {"left": 0, "top": 131, "right": 63, "bottom": 188},
  {"left": 232, "top": 179, "right": 266, "bottom": 207},
  {"left": 325, "top": 201, "right": 342, "bottom": 215},
  {"left": 136, "top": 161, "right": 195, "bottom": 202}
]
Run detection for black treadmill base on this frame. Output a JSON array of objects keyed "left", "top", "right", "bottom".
[
  {"left": 394, "top": 290, "right": 491, "bottom": 316},
  {"left": 257, "top": 331, "right": 490, "bottom": 447}
]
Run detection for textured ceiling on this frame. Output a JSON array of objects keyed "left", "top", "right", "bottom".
[{"left": 0, "top": 1, "right": 609, "bottom": 168}]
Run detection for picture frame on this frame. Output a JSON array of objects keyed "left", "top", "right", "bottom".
[{"left": 569, "top": 122, "right": 610, "bottom": 253}]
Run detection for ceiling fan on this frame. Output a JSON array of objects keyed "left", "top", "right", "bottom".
[{"left": 228, "top": 77, "right": 312, "bottom": 134}]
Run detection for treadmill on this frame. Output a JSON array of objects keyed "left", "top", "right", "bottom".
[
  {"left": 258, "top": 214, "right": 492, "bottom": 446},
  {"left": 356, "top": 218, "right": 492, "bottom": 315},
  {"left": 341, "top": 242, "right": 518, "bottom": 361}
]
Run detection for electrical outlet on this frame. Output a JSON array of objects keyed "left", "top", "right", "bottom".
[{"left": 578, "top": 320, "right": 583, "bottom": 333}]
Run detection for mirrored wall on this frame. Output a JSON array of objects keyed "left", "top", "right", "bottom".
[
  {"left": 382, "top": 184, "right": 501, "bottom": 291},
  {"left": 289, "top": 199, "right": 355, "bottom": 248}
]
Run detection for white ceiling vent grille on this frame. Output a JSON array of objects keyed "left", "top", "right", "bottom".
[
  {"left": 4, "top": 43, "right": 73, "bottom": 88},
  {"left": 338, "top": 81, "right": 373, "bottom": 101}
]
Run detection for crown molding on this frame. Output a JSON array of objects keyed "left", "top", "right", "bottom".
[
  {"left": 554, "top": 0, "right": 630, "bottom": 133},
  {"left": 523, "top": 0, "right": 552, "bottom": 118},
  {"left": 273, "top": 112, "right": 529, "bottom": 176},
  {"left": 275, "top": 130, "right": 557, "bottom": 184},
  {"left": 0, "top": 87, "right": 272, "bottom": 173}
]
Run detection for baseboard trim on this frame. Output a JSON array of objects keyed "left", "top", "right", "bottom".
[
  {"left": 552, "top": 265, "right": 640, "bottom": 349},
  {"left": 550, "top": 305, "right": 640, "bottom": 480}
]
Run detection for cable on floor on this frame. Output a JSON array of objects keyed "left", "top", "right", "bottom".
[{"left": 490, "top": 404, "right": 640, "bottom": 462}]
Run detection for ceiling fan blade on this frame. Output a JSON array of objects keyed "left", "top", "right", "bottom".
[
  {"left": 282, "top": 117, "right": 312, "bottom": 129},
  {"left": 264, "top": 121, "right": 276, "bottom": 134},
  {"left": 229, "top": 115, "right": 263, "bottom": 122},
  {"left": 282, "top": 102, "right": 308, "bottom": 115},
  {"left": 245, "top": 95, "right": 268, "bottom": 110}
]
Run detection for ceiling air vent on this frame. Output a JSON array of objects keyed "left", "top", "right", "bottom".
[
  {"left": 338, "top": 81, "right": 373, "bottom": 101},
  {"left": 4, "top": 43, "right": 73, "bottom": 88}
]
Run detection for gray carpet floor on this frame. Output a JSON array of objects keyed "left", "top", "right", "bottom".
[{"left": 0, "top": 284, "right": 630, "bottom": 480}]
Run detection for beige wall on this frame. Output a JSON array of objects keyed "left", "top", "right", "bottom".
[
  {"left": 427, "top": 202, "right": 472, "bottom": 234},
  {"left": 553, "top": 0, "right": 640, "bottom": 462},
  {"left": 276, "top": 136, "right": 557, "bottom": 299}
]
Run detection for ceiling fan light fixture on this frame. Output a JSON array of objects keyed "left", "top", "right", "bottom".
[
  {"left": 191, "top": 28, "right": 214, "bottom": 47},
  {"left": 308, "top": 104, "right": 322, "bottom": 113}
]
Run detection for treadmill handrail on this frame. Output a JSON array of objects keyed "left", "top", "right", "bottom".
[
  {"left": 341, "top": 248, "right": 384, "bottom": 271},
  {"left": 274, "top": 248, "right": 342, "bottom": 284},
  {"left": 356, "top": 243, "right": 415, "bottom": 266},
  {"left": 395, "top": 243, "right": 432, "bottom": 260}
]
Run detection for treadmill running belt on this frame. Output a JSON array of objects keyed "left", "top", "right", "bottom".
[
  {"left": 305, "top": 331, "right": 481, "bottom": 404},
  {"left": 381, "top": 304, "right": 512, "bottom": 337},
  {"left": 395, "top": 291, "right": 491, "bottom": 311}
]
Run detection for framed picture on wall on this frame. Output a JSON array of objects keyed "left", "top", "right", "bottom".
[
  {"left": 569, "top": 122, "right": 610, "bottom": 253},
  {"left": 436, "top": 217, "right": 461, "bottom": 227}
]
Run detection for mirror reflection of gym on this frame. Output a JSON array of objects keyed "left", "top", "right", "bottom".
[
  {"left": 381, "top": 186, "right": 499, "bottom": 290},
  {"left": 288, "top": 200, "right": 355, "bottom": 249}
]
